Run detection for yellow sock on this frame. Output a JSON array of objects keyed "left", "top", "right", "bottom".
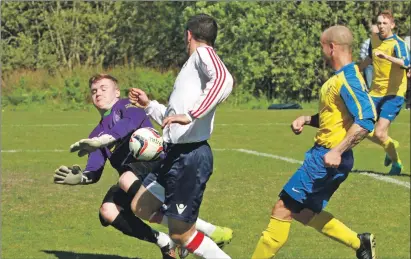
[
  {"left": 307, "top": 211, "right": 360, "bottom": 250},
  {"left": 251, "top": 217, "right": 291, "bottom": 259},
  {"left": 382, "top": 138, "right": 400, "bottom": 163}
]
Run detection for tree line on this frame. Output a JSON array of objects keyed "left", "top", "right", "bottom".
[{"left": 2, "top": 1, "right": 410, "bottom": 103}]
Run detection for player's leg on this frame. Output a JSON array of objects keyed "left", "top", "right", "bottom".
[
  {"left": 120, "top": 165, "right": 233, "bottom": 247},
  {"left": 165, "top": 142, "right": 230, "bottom": 259},
  {"left": 293, "top": 208, "right": 375, "bottom": 259},
  {"left": 119, "top": 170, "right": 164, "bottom": 220},
  {"left": 292, "top": 146, "right": 374, "bottom": 259},
  {"left": 368, "top": 96, "right": 404, "bottom": 174},
  {"left": 99, "top": 184, "right": 177, "bottom": 259},
  {"left": 251, "top": 198, "right": 293, "bottom": 259}
]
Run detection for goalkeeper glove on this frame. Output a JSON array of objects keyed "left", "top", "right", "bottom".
[
  {"left": 69, "top": 134, "right": 116, "bottom": 157},
  {"left": 53, "top": 165, "right": 87, "bottom": 185}
]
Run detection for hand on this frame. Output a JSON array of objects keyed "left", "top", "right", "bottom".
[
  {"left": 54, "top": 165, "right": 83, "bottom": 185},
  {"left": 128, "top": 88, "right": 150, "bottom": 108},
  {"left": 291, "top": 116, "right": 306, "bottom": 135},
  {"left": 162, "top": 114, "right": 192, "bottom": 129},
  {"left": 374, "top": 51, "right": 387, "bottom": 59},
  {"left": 70, "top": 134, "right": 115, "bottom": 157},
  {"left": 323, "top": 150, "right": 341, "bottom": 168},
  {"left": 406, "top": 68, "right": 411, "bottom": 78}
]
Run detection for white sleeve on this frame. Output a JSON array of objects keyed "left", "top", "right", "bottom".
[
  {"left": 188, "top": 47, "right": 233, "bottom": 120},
  {"left": 145, "top": 100, "right": 167, "bottom": 126}
]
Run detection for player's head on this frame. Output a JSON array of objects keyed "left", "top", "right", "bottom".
[
  {"left": 184, "top": 14, "right": 218, "bottom": 54},
  {"left": 320, "top": 25, "right": 353, "bottom": 66},
  {"left": 88, "top": 74, "right": 120, "bottom": 112},
  {"left": 376, "top": 10, "right": 395, "bottom": 39}
]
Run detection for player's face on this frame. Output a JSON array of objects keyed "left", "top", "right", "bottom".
[
  {"left": 90, "top": 78, "right": 120, "bottom": 111},
  {"left": 377, "top": 15, "right": 395, "bottom": 38},
  {"left": 320, "top": 37, "right": 332, "bottom": 64}
]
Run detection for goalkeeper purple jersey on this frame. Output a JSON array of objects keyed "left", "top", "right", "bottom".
[{"left": 84, "top": 98, "right": 152, "bottom": 181}]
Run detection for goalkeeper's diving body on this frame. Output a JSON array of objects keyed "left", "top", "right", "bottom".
[{"left": 53, "top": 73, "right": 233, "bottom": 259}]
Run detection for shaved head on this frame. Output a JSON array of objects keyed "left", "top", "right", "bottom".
[{"left": 321, "top": 25, "right": 353, "bottom": 51}]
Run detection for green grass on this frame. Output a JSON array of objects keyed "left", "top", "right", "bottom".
[{"left": 1, "top": 108, "right": 410, "bottom": 259}]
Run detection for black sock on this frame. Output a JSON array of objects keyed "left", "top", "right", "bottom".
[
  {"left": 127, "top": 180, "right": 142, "bottom": 197},
  {"left": 111, "top": 210, "right": 158, "bottom": 244}
]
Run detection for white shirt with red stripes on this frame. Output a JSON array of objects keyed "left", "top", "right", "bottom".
[{"left": 145, "top": 46, "right": 233, "bottom": 144}]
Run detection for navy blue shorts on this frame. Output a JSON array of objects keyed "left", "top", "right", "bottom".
[
  {"left": 153, "top": 141, "right": 213, "bottom": 223},
  {"left": 280, "top": 144, "right": 354, "bottom": 213},
  {"left": 372, "top": 95, "right": 404, "bottom": 122}
]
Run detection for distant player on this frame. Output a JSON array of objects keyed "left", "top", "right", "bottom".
[
  {"left": 359, "top": 10, "right": 410, "bottom": 175},
  {"left": 252, "top": 26, "right": 377, "bottom": 259}
]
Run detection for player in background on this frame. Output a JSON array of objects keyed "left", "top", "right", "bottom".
[
  {"left": 252, "top": 26, "right": 377, "bottom": 259},
  {"left": 359, "top": 10, "right": 410, "bottom": 175},
  {"left": 123, "top": 13, "right": 234, "bottom": 259}
]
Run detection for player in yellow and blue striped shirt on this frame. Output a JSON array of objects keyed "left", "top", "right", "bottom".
[
  {"left": 252, "top": 26, "right": 376, "bottom": 259},
  {"left": 359, "top": 10, "right": 410, "bottom": 175}
]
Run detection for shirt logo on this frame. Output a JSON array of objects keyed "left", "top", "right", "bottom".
[{"left": 176, "top": 204, "right": 187, "bottom": 214}]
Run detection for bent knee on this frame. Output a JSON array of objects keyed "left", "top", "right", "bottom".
[
  {"left": 99, "top": 202, "right": 120, "bottom": 225},
  {"left": 272, "top": 200, "right": 292, "bottom": 220},
  {"left": 118, "top": 171, "right": 139, "bottom": 192}
]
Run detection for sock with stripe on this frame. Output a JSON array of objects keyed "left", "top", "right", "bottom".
[{"left": 184, "top": 230, "right": 231, "bottom": 259}]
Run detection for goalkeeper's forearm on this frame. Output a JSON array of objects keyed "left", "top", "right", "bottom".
[
  {"left": 81, "top": 170, "right": 103, "bottom": 184},
  {"left": 304, "top": 113, "right": 319, "bottom": 128}
]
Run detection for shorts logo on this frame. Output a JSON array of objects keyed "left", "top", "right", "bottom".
[
  {"left": 176, "top": 204, "right": 187, "bottom": 215},
  {"left": 291, "top": 187, "right": 300, "bottom": 193}
]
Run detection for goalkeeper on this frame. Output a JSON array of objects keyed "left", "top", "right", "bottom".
[{"left": 53, "top": 73, "right": 232, "bottom": 258}]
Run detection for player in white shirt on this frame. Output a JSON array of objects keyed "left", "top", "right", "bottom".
[{"left": 120, "top": 14, "right": 234, "bottom": 259}]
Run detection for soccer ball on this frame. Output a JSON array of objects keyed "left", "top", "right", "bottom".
[{"left": 129, "top": 127, "right": 164, "bottom": 161}]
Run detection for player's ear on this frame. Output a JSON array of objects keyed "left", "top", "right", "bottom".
[
  {"left": 187, "top": 30, "right": 192, "bottom": 42},
  {"left": 115, "top": 87, "right": 120, "bottom": 98},
  {"left": 390, "top": 22, "right": 395, "bottom": 30},
  {"left": 330, "top": 42, "right": 336, "bottom": 56}
]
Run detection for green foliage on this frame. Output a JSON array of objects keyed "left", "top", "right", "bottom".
[
  {"left": 1, "top": 67, "right": 176, "bottom": 109},
  {"left": 1, "top": 1, "right": 410, "bottom": 105}
]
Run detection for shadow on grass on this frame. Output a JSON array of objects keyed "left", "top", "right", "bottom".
[
  {"left": 42, "top": 250, "right": 142, "bottom": 259},
  {"left": 351, "top": 169, "right": 411, "bottom": 178}
]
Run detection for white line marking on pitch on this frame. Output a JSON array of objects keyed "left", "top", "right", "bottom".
[
  {"left": 214, "top": 148, "right": 410, "bottom": 189},
  {"left": 1, "top": 149, "right": 66, "bottom": 153},
  {"left": 2, "top": 148, "right": 409, "bottom": 189}
]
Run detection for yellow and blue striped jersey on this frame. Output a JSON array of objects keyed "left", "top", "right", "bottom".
[
  {"left": 315, "top": 63, "right": 377, "bottom": 149},
  {"left": 369, "top": 33, "right": 410, "bottom": 97}
]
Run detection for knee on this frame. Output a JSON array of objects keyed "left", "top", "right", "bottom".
[
  {"left": 170, "top": 225, "right": 196, "bottom": 245},
  {"left": 99, "top": 203, "right": 118, "bottom": 226},
  {"left": 271, "top": 200, "right": 292, "bottom": 221},
  {"left": 118, "top": 171, "right": 138, "bottom": 192},
  {"left": 373, "top": 129, "right": 386, "bottom": 140}
]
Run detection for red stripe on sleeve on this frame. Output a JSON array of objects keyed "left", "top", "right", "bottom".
[{"left": 191, "top": 48, "right": 226, "bottom": 118}]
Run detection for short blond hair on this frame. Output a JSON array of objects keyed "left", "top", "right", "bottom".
[
  {"left": 322, "top": 25, "right": 353, "bottom": 51},
  {"left": 378, "top": 10, "right": 394, "bottom": 23},
  {"left": 88, "top": 74, "right": 118, "bottom": 88}
]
